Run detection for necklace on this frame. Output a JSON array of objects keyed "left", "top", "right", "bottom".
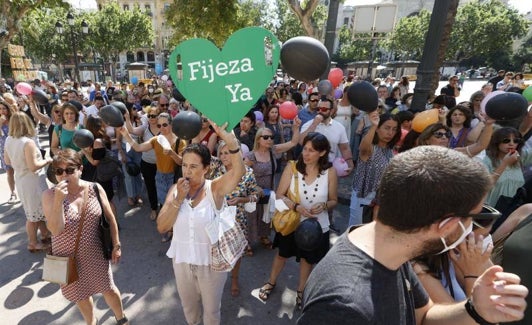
[
  {"left": 185, "top": 181, "right": 206, "bottom": 207},
  {"left": 302, "top": 174, "right": 320, "bottom": 203}
]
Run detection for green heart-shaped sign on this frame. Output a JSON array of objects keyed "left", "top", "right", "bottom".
[{"left": 169, "top": 27, "right": 280, "bottom": 130}]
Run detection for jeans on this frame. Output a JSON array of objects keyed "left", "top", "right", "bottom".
[
  {"left": 348, "top": 190, "right": 374, "bottom": 226},
  {"left": 122, "top": 144, "right": 143, "bottom": 199},
  {"left": 155, "top": 171, "right": 175, "bottom": 206}
]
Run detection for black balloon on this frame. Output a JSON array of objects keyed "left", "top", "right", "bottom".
[
  {"left": 125, "top": 162, "right": 141, "bottom": 176},
  {"left": 172, "top": 87, "right": 186, "bottom": 102},
  {"left": 110, "top": 101, "right": 127, "bottom": 115},
  {"left": 485, "top": 92, "right": 528, "bottom": 121},
  {"left": 72, "top": 129, "right": 95, "bottom": 149},
  {"left": 347, "top": 81, "right": 378, "bottom": 112},
  {"left": 68, "top": 100, "right": 83, "bottom": 112},
  {"left": 100, "top": 105, "right": 125, "bottom": 127},
  {"left": 294, "top": 219, "right": 322, "bottom": 251},
  {"left": 172, "top": 111, "right": 202, "bottom": 140},
  {"left": 281, "top": 36, "right": 330, "bottom": 82},
  {"left": 31, "top": 88, "right": 49, "bottom": 105}
]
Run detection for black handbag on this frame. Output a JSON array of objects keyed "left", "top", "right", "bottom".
[
  {"left": 95, "top": 149, "right": 122, "bottom": 182},
  {"left": 93, "top": 184, "right": 113, "bottom": 260}
]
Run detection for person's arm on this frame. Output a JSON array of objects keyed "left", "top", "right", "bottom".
[
  {"left": 211, "top": 121, "right": 246, "bottom": 208},
  {"left": 28, "top": 99, "right": 51, "bottom": 126},
  {"left": 24, "top": 139, "right": 52, "bottom": 172},
  {"left": 492, "top": 203, "right": 532, "bottom": 242},
  {"left": 326, "top": 166, "right": 338, "bottom": 210},
  {"left": 94, "top": 183, "right": 122, "bottom": 264},
  {"left": 80, "top": 139, "right": 104, "bottom": 166},
  {"left": 124, "top": 111, "right": 145, "bottom": 136},
  {"left": 115, "top": 130, "right": 126, "bottom": 163},
  {"left": 416, "top": 266, "right": 528, "bottom": 325},
  {"left": 50, "top": 127, "right": 61, "bottom": 156},
  {"left": 157, "top": 182, "right": 186, "bottom": 233},
  {"left": 164, "top": 139, "right": 183, "bottom": 166},
  {"left": 338, "top": 143, "right": 355, "bottom": 173},
  {"left": 42, "top": 181, "right": 68, "bottom": 235},
  {"left": 518, "top": 108, "right": 532, "bottom": 136},
  {"left": 119, "top": 126, "right": 153, "bottom": 152},
  {"left": 206, "top": 132, "right": 218, "bottom": 155},
  {"left": 274, "top": 117, "right": 301, "bottom": 154},
  {"left": 455, "top": 119, "right": 494, "bottom": 157},
  {"left": 299, "top": 115, "right": 324, "bottom": 145},
  {"left": 412, "top": 261, "right": 456, "bottom": 304},
  {"left": 358, "top": 111, "right": 379, "bottom": 162},
  {"left": 466, "top": 121, "right": 484, "bottom": 144}
]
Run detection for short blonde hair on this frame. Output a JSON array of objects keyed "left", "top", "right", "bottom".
[
  {"left": 8, "top": 111, "right": 36, "bottom": 138},
  {"left": 253, "top": 127, "right": 273, "bottom": 151}
]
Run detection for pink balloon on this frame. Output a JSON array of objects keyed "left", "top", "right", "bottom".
[
  {"left": 332, "top": 157, "right": 349, "bottom": 177},
  {"left": 480, "top": 90, "right": 505, "bottom": 115},
  {"left": 15, "top": 82, "right": 32, "bottom": 95},
  {"left": 279, "top": 101, "right": 298, "bottom": 120}
]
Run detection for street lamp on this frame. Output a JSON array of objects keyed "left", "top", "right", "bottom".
[{"left": 55, "top": 13, "right": 88, "bottom": 82}]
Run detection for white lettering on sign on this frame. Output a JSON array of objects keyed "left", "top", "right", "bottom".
[
  {"left": 187, "top": 58, "right": 254, "bottom": 84},
  {"left": 225, "top": 84, "right": 252, "bottom": 103}
]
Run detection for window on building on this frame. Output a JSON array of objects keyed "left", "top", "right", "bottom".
[
  {"left": 126, "top": 51, "right": 134, "bottom": 63},
  {"left": 123, "top": 4, "right": 129, "bottom": 10},
  {"left": 343, "top": 17, "right": 349, "bottom": 25},
  {"left": 137, "top": 51, "right": 145, "bottom": 62},
  {"left": 145, "top": 4, "right": 151, "bottom": 11},
  {"left": 147, "top": 51, "right": 155, "bottom": 62}
]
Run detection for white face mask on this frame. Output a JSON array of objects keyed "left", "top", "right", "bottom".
[
  {"left": 437, "top": 220, "right": 473, "bottom": 254},
  {"left": 482, "top": 234, "right": 493, "bottom": 253}
]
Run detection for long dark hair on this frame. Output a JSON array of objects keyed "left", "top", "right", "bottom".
[
  {"left": 486, "top": 127, "right": 522, "bottom": 168},
  {"left": 372, "top": 113, "right": 401, "bottom": 149},
  {"left": 446, "top": 105, "right": 472, "bottom": 128},
  {"left": 296, "top": 132, "right": 332, "bottom": 175},
  {"left": 85, "top": 115, "right": 111, "bottom": 148}
]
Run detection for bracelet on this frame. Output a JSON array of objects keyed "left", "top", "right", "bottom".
[
  {"left": 323, "top": 202, "right": 328, "bottom": 210},
  {"left": 465, "top": 298, "right": 495, "bottom": 325},
  {"left": 228, "top": 147, "right": 241, "bottom": 154},
  {"left": 293, "top": 203, "right": 299, "bottom": 212},
  {"left": 463, "top": 275, "right": 479, "bottom": 279},
  {"left": 113, "top": 243, "right": 122, "bottom": 250},
  {"left": 171, "top": 200, "right": 182, "bottom": 209}
]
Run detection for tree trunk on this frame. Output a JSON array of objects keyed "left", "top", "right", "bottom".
[{"left": 287, "top": 0, "right": 320, "bottom": 38}]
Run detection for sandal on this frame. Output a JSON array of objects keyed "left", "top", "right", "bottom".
[
  {"left": 231, "top": 276, "right": 240, "bottom": 297},
  {"left": 27, "top": 242, "right": 50, "bottom": 253},
  {"left": 260, "top": 237, "right": 273, "bottom": 250},
  {"left": 258, "top": 282, "right": 275, "bottom": 301},
  {"left": 296, "top": 290, "right": 303, "bottom": 310},
  {"left": 244, "top": 245, "right": 254, "bottom": 257},
  {"left": 8, "top": 193, "right": 17, "bottom": 204},
  {"left": 116, "top": 315, "right": 129, "bottom": 325},
  {"left": 150, "top": 210, "right": 158, "bottom": 221}
]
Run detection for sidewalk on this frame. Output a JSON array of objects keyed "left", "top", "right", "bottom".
[{"left": 0, "top": 133, "right": 353, "bottom": 324}]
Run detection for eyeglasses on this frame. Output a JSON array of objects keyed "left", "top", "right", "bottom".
[
  {"left": 465, "top": 205, "right": 501, "bottom": 228},
  {"left": 433, "top": 131, "right": 452, "bottom": 139},
  {"left": 502, "top": 138, "right": 522, "bottom": 144},
  {"left": 147, "top": 114, "right": 158, "bottom": 118},
  {"left": 201, "top": 118, "right": 209, "bottom": 122},
  {"left": 54, "top": 110, "right": 61, "bottom": 114},
  {"left": 159, "top": 103, "right": 168, "bottom": 107},
  {"left": 54, "top": 166, "right": 77, "bottom": 176},
  {"left": 261, "top": 135, "right": 274, "bottom": 140},
  {"left": 309, "top": 99, "right": 319, "bottom": 103},
  {"left": 318, "top": 106, "right": 331, "bottom": 112},
  {"left": 157, "top": 123, "right": 169, "bottom": 128}
]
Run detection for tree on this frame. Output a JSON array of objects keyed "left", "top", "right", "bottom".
[
  {"left": 271, "top": 0, "right": 328, "bottom": 42},
  {"left": 384, "top": 10, "right": 431, "bottom": 61},
  {"left": 512, "top": 34, "right": 532, "bottom": 72},
  {"left": 448, "top": 0, "right": 529, "bottom": 66},
  {"left": 335, "top": 26, "right": 373, "bottom": 61},
  {"left": 285, "top": 0, "right": 321, "bottom": 38},
  {"left": 0, "top": 0, "right": 67, "bottom": 76},
  {"left": 91, "top": 2, "right": 154, "bottom": 80}
]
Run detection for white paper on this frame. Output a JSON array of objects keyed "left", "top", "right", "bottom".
[
  {"left": 274, "top": 199, "right": 290, "bottom": 212},
  {"left": 157, "top": 135, "right": 171, "bottom": 150}
]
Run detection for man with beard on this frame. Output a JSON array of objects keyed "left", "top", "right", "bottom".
[{"left": 298, "top": 146, "right": 528, "bottom": 325}]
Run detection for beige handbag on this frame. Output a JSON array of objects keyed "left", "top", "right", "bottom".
[{"left": 42, "top": 187, "right": 88, "bottom": 285}]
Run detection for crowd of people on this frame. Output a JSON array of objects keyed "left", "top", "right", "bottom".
[{"left": 1, "top": 71, "right": 531, "bottom": 324}]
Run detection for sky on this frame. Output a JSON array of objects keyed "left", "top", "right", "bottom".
[{"left": 67, "top": 0, "right": 530, "bottom": 14}]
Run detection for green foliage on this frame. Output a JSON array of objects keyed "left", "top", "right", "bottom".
[
  {"left": 448, "top": 0, "right": 529, "bottom": 65},
  {"left": 273, "top": 0, "right": 327, "bottom": 41},
  {"left": 384, "top": 9, "right": 431, "bottom": 61},
  {"left": 336, "top": 25, "right": 374, "bottom": 61}
]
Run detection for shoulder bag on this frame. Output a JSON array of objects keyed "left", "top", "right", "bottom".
[
  {"left": 257, "top": 150, "right": 275, "bottom": 204},
  {"left": 205, "top": 186, "right": 247, "bottom": 272},
  {"left": 93, "top": 184, "right": 114, "bottom": 260},
  {"left": 42, "top": 186, "right": 88, "bottom": 285},
  {"left": 272, "top": 161, "right": 301, "bottom": 236}
]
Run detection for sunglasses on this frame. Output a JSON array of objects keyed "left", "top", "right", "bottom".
[
  {"left": 55, "top": 166, "right": 77, "bottom": 176},
  {"left": 202, "top": 118, "right": 209, "bottom": 122},
  {"left": 309, "top": 99, "right": 319, "bottom": 103},
  {"left": 433, "top": 131, "right": 452, "bottom": 139},
  {"left": 159, "top": 103, "right": 168, "bottom": 107},
  {"left": 318, "top": 106, "right": 330, "bottom": 112},
  {"left": 147, "top": 114, "right": 158, "bottom": 118},
  {"left": 502, "top": 138, "right": 522, "bottom": 144},
  {"left": 157, "top": 123, "right": 169, "bottom": 128},
  {"left": 261, "top": 135, "right": 274, "bottom": 140},
  {"left": 465, "top": 205, "right": 501, "bottom": 228},
  {"left": 54, "top": 110, "right": 61, "bottom": 114}
]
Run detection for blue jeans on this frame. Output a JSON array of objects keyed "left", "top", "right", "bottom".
[
  {"left": 122, "top": 145, "right": 143, "bottom": 199},
  {"left": 155, "top": 171, "right": 175, "bottom": 206},
  {"left": 348, "top": 190, "right": 374, "bottom": 226}
]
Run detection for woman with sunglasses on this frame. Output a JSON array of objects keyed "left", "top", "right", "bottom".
[
  {"left": 191, "top": 115, "right": 218, "bottom": 155},
  {"left": 4, "top": 112, "right": 52, "bottom": 252},
  {"left": 124, "top": 106, "right": 159, "bottom": 220},
  {"left": 245, "top": 120, "right": 301, "bottom": 249},
  {"left": 42, "top": 149, "right": 128, "bottom": 325},
  {"left": 120, "top": 112, "right": 187, "bottom": 241},
  {"left": 0, "top": 100, "right": 17, "bottom": 203},
  {"left": 483, "top": 127, "right": 532, "bottom": 207}
]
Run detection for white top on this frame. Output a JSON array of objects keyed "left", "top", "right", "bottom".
[
  {"left": 166, "top": 180, "right": 217, "bottom": 266},
  {"left": 85, "top": 105, "right": 99, "bottom": 118},
  {"left": 292, "top": 168, "right": 330, "bottom": 232},
  {"left": 301, "top": 118, "right": 349, "bottom": 161}
]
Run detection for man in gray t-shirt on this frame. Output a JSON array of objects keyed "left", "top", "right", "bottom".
[{"left": 298, "top": 146, "right": 528, "bottom": 325}]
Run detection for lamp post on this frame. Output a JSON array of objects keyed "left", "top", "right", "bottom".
[{"left": 55, "top": 13, "right": 88, "bottom": 82}]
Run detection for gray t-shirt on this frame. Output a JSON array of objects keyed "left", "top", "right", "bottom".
[{"left": 298, "top": 229, "right": 429, "bottom": 325}]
